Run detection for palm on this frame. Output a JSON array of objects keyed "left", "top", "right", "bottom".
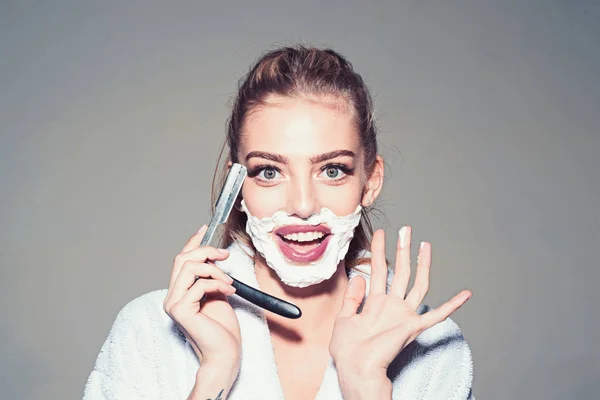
[
  {"left": 193, "top": 293, "right": 242, "bottom": 362},
  {"left": 201, "top": 293, "right": 240, "bottom": 336},
  {"left": 329, "top": 227, "right": 472, "bottom": 375}
]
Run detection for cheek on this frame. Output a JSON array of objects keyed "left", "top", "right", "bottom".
[
  {"left": 318, "top": 181, "right": 363, "bottom": 215},
  {"left": 241, "top": 183, "right": 287, "bottom": 218}
]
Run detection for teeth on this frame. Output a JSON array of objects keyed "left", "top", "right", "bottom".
[{"left": 282, "top": 231, "right": 325, "bottom": 242}]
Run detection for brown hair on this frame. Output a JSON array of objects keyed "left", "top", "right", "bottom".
[{"left": 212, "top": 45, "right": 379, "bottom": 270}]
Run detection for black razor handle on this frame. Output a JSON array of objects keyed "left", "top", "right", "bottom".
[{"left": 230, "top": 277, "right": 302, "bottom": 319}]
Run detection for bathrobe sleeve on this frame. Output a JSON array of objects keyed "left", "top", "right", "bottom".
[
  {"left": 387, "top": 305, "right": 475, "bottom": 400},
  {"left": 82, "top": 295, "right": 156, "bottom": 399}
]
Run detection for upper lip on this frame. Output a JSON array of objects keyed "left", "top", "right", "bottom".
[{"left": 274, "top": 224, "right": 331, "bottom": 236}]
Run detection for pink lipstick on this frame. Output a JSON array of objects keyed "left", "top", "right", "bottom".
[{"left": 274, "top": 224, "right": 331, "bottom": 263}]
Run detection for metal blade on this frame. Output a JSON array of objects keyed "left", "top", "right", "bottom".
[{"left": 200, "top": 163, "right": 247, "bottom": 247}]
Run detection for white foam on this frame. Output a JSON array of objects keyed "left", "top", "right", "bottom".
[{"left": 241, "top": 200, "right": 362, "bottom": 288}]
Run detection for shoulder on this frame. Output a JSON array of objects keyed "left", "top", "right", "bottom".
[
  {"left": 106, "top": 288, "right": 186, "bottom": 344},
  {"left": 389, "top": 304, "right": 474, "bottom": 400},
  {"left": 88, "top": 289, "right": 191, "bottom": 378},
  {"left": 117, "top": 288, "right": 169, "bottom": 315},
  {"left": 112, "top": 288, "right": 169, "bottom": 323},
  {"left": 84, "top": 289, "right": 195, "bottom": 398}
]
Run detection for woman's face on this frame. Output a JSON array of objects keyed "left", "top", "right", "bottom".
[{"left": 239, "top": 95, "right": 368, "bottom": 220}]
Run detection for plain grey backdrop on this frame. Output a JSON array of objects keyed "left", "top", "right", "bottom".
[{"left": 1, "top": 1, "right": 598, "bottom": 399}]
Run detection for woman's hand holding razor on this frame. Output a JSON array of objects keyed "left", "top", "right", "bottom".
[{"left": 163, "top": 225, "right": 241, "bottom": 398}]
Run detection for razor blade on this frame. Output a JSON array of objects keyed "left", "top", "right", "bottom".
[{"left": 200, "top": 163, "right": 247, "bottom": 247}]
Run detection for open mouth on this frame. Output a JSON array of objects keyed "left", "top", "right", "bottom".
[
  {"left": 278, "top": 230, "right": 329, "bottom": 249},
  {"left": 273, "top": 225, "right": 332, "bottom": 263}
]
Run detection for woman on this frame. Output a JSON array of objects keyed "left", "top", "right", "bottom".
[{"left": 83, "top": 45, "right": 474, "bottom": 400}]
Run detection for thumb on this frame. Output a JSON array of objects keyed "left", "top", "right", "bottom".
[{"left": 337, "top": 275, "right": 366, "bottom": 319}]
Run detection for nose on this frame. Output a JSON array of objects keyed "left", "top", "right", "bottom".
[{"left": 287, "top": 176, "right": 320, "bottom": 219}]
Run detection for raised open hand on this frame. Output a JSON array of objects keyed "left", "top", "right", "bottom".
[{"left": 329, "top": 226, "right": 472, "bottom": 381}]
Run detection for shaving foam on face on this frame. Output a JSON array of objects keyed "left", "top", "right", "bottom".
[{"left": 240, "top": 199, "right": 362, "bottom": 288}]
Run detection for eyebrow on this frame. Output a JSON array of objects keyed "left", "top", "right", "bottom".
[{"left": 245, "top": 150, "right": 355, "bottom": 164}]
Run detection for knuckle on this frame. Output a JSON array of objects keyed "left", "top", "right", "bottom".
[
  {"left": 195, "top": 264, "right": 212, "bottom": 278},
  {"left": 198, "top": 245, "right": 213, "bottom": 254},
  {"left": 207, "top": 279, "right": 222, "bottom": 290},
  {"left": 196, "top": 247, "right": 213, "bottom": 260},
  {"left": 170, "top": 301, "right": 184, "bottom": 318},
  {"left": 191, "top": 277, "right": 206, "bottom": 289},
  {"left": 414, "top": 289, "right": 425, "bottom": 300},
  {"left": 194, "top": 277, "right": 215, "bottom": 292},
  {"left": 212, "top": 266, "right": 228, "bottom": 280},
  {"left": 214, "top": 281, "right": 229, "bottom": 292},
  {"left": 182, "top": 260, "right": 203, "bottom": 273},
  {"left": 219, "top": 280, "right": 231, "bottom": 289},
  {"left": 202, "top": 263, "right": 221, "bottom": 278},
  {"left": 405, "top": 320, "right": 421, "bottom": 334},
  {"left": 206, "top": 262, "right": 219, "bottom": 272},
  {"left": 173, "top": 253, "right": 184, "bottom": 266}
]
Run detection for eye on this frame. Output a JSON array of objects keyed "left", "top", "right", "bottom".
[
  {"left": 320, "top": 165, "right": 349, "bottom": 180},
  {"left": 257, "top": 166, "right": 280, "bottom": 181},
  {"left": 325, "top": 167, "right": 341, "bottom": 179},
  {"left": 247, "top": 164, "right": 283, "bottom": 184}
]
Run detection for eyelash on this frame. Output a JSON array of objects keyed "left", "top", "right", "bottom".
[{"left": 247, "top": 163, "right": 355, "bottom": 184}]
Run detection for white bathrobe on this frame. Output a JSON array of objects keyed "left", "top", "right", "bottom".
[{"left": 83, "top": 241, "right": 475, "bottom": 399}]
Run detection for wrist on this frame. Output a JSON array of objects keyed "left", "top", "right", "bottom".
[
  {"left": 335, "top": 364, "right": 392, "bottom": 400},
  {"left": 188, "top": 363, "right": 240, "bottom": 400}
]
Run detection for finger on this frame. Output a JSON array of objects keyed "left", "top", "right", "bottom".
[
  {"left": 406, "top": 241, "right": 431, "bottom": 309},
  {"left": 168, "top": 280, "right": 236, "bottom": 344},
  {"left": 171, "top": 224, "right": 209, "bottom": 288},
  {"left": 369, "top": 229, "right": 388, "bottom": 295},
  {"left": 169, "top": 246, "right": 230, "bottom": 290},
  {"left": 337, "top": 275, "right": 366, "bottom": 319},
  {"left": 167, "top": 262, "right": 233, "bottom": 308},
  {"left": 181, "top": 224, "right": 208, "bottom": 253},
  {"left": 420, "top": 290, "right": 472, "bottom": 330},
  {"left": 183, "top": 279, "right": 237, "bottom": 306},
  {"left": 169, "top": 279, "right": 235, "bottom": 320},
  {"left": 390, "top": 226, "right": 411, "bottom": 299}
]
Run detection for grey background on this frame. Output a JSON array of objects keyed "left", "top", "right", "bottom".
[{"left": 1, "top": 1, "right": 598, "bottom": 399}]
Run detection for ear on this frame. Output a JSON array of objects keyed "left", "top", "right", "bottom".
[{"left": 361, "top": 155, "right": 384, "bottom": 207}]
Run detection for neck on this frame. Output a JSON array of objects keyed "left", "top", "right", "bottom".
[{"left": 254, "top": 254, "right": 350, "bottom": 346}]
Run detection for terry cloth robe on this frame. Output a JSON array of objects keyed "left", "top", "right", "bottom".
[{"left": 83, "top": 240, "right": 475, "bottom": 399}]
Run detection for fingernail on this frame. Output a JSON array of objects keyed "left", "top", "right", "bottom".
[
  {"left": 420, "top": 241, "right": 425, "bottom": 249},
  {"left": 399, "top": 226, "right": 407, "bottom": 247},
  {"left": 218, "top": 248, "right": 229, "bottom": 254},
  {"left": 197, "top": 224, "right": 207, "bottom": 234}
]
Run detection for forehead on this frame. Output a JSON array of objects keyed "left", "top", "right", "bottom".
[{"left": 239, "top": 96, "right": 360, "bottom": 158}]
